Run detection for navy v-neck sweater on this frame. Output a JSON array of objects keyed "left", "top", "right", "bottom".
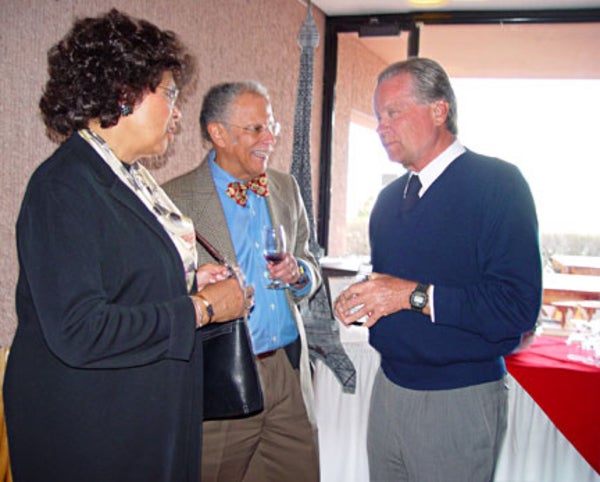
[{"left": 369, "top": 149, "right": 542, "bottom": 390}]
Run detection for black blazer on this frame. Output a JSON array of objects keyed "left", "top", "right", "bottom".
[{"left": 4, "top": 133, "right": 203, "bottom": 481}]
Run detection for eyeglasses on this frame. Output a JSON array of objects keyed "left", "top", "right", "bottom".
[
  {"left": 224, "top": 121, "right": 281, "bottom": 137},
  {"left": 157, "top": 85, "right": 180, "bottom": 108}
]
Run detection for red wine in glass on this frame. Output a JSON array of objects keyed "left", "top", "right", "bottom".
[
  {"left": 262, "top": 225, "right": 288, "bottom": 289},
  {"left": 265, "top": 253, "right": 285, "bottom": 264}
]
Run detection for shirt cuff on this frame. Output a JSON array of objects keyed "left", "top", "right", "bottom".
[
  {"left": 429, "top": 285, "right": 436, "bottom": 322},
  {"left": 290, "top": 259, "right": 312, "bottom": 296}
]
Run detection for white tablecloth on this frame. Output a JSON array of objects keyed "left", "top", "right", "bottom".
[
  {"left": 314, "top": 339, "right": 379, "bottom": 482},
  {"left": 495, "top": 375, "right": 599, "bottom": 482},
  {"left": 313, "top": 328, "right": 599, "bottom": 482}
]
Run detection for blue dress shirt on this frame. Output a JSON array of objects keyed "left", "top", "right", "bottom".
[{"left": 209, "top": 152, "right": 301, "bottom": 354}]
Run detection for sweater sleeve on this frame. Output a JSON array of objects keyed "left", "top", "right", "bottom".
[{"left": 433, "top": 164, "right": 542, "bottom": 342}]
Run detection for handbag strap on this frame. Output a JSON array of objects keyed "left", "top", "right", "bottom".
[{"left": 194, "top": 230, "right": 228, "bottom": 266}]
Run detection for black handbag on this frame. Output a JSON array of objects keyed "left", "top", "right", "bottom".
[
  {"left": 201, "top": 318, "right": 263, "bottom": 420},
  {"left": 194, "top": 230, "right": 263, "bottom": 420}
]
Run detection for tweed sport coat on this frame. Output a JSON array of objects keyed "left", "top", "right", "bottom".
[{"left": 162, "top": 155, "right": 321, "bottom": 424}]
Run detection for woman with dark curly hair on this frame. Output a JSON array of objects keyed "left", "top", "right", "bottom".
[{"left": 3, "top": 9, "right": 251, "bottom": 481}]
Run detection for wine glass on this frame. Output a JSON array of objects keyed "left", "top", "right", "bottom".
[{"left": 262, "top": 225, "right": 288, "bottom": 289}]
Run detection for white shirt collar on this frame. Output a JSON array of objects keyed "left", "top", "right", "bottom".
[{"left": 413, "top": 139, "right": 466, "bottom": 197}]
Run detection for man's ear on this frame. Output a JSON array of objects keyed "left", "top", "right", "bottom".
[
  {"left": 207, "top": 122, "right": 227, "bottom": 148},
  {"left": 431, "top": 100, "right": 449, "bottom": 127}
]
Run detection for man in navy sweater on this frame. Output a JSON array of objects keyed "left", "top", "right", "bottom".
[{"left": 334, "top": 58, "right": 542, "bottom": 481}]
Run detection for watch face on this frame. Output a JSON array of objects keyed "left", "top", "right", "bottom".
[
  {"left": 410, "top": 285, "right": 428, "bottom": 311},
  {"left": 411, "top": 292, "right": 427, "bottom": 308}
]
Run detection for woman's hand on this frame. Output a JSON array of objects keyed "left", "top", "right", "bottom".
[
  {"left": 195, "top": 263, "right": 231, "bottom": 291},
  {"left": 192, "top": 278, "right": 254, "bottom": 327}
]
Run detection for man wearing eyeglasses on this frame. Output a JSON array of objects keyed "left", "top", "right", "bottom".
[{"left": 163, "top": 81, "right": 320, "bottom": 482}]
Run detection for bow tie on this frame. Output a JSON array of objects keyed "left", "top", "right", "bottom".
[{"left": 226, "top": 173, "right": 269, "bottom": 207}]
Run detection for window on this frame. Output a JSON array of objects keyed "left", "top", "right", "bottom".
[
  {"left": 452, "top": 77, "right": 600, "bottom": 244},
  {"left": 344, "top": 112, "right": 405, "bottom": 256},
  {"left": 321, "top": 14, "right": 600, "bottom": 264}
]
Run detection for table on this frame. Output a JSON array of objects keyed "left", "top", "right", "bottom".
[
  {"left": 320, "top": 256, "right": 366, "bottom": 277},
  {"left": 320, "top": 257, "right": 365, "bottom": 302},
  {"left": 494, "top": 374, "right": 598, "bottom": 482},
  {"left": 551, "top": 255, "right": 600, "bottom": 276},
  {"left": 313, "top": 331, "right": 600, "bottom": 482},
  {"left": 313, "top": 338, "right": 379, "bottom": 482},
  {"left": 542, "top": 272, "right": 600, "bottom": 304},
  {"left": 551, "top": 300, "right": 600, "bottom": 325},
  {"left": 503, "top": 336, "right": 599, "bottom": 475}
]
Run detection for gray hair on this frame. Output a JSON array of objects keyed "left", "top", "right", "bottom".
[
  {"left": 199, "top": 81, "right": 270, "bottom": 143},
  {"left": 377, "top": 58, "right": 458, "bottom": 135}
]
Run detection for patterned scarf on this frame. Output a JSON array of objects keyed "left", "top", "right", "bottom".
[{"left": 78, "top": 129, "right": 197, "bottom": 292}]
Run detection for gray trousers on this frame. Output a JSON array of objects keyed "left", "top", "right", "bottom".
[{"left": 367, "top": 368, "right": 508, "bottom": 482}]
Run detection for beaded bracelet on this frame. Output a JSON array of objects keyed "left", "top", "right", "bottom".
[{"left": 190, "top": 296, "right": 205, "bottom": 328}]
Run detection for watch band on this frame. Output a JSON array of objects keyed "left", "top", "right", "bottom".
[{"left": 410, "top": 283, "right": 429, "bottom": 312}]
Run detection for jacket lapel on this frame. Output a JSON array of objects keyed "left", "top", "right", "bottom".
[
  {"left": 76, "top": 135, "right": 183, "bottom": 265},
  {"left": 188, "top": 160, "right": 238, "bottom": 264},
  {"left": 265, "top": 170, "right": 295, "bottom": 247}
]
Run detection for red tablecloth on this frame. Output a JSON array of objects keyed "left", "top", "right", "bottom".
[{"left": 505, "top": 335, "right": 600, "bottom": 473}]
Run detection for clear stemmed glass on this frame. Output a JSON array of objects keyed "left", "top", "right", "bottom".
[{"left": 262, "top": 225, "right": 289, "bottom": 289}]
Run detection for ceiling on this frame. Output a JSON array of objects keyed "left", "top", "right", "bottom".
[
  {"left": 310, "top": 0, "right": 600, "bottom": 16},
  {"left": 308, "top": 0, "right": 600, "bottom": 69}
]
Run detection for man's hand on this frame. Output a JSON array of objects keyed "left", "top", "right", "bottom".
[
  {"left": 334, "top": 274, "right": 427, "bottom": 327},
  {"left": 266, "top": 253, "right": 304, "bottom": 285}
]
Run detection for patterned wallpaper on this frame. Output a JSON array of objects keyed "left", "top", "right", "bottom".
[{"left": 0, "top": 0, "right": 325, "bottom": 346}]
